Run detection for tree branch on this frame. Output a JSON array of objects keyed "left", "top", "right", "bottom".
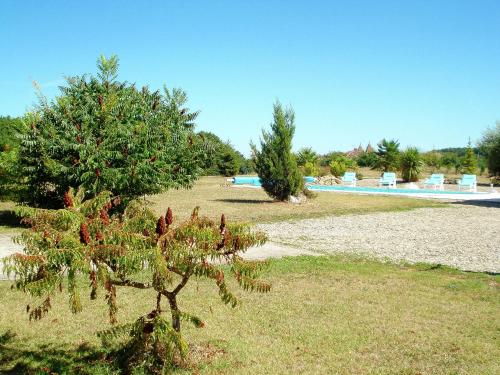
[{"left": 111, "top": 279, "right": 152, "bottom": 289}]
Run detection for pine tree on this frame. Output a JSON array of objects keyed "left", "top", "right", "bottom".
[
  {"left": 251, "top": 101, "right": 303, "bottom": 201},
  {"left": 3, "top": 190, "right": 270, "bottom": 372},
  {"left": 17, "top": 55, "right": 203, "bottom": 207},
  {"left": 461, "top": 140, "right": 478, "bottom": 174}
]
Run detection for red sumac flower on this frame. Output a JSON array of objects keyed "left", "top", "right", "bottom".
[
  {"left": 100, "top": 209, "right": 110, "bottom": 225},
  {"left": 166, "top": 207, "right": 173, "bottom": 226},
  {"left": 156, "top": 216, "right": 166, "bottom": 236},
  {"left": 80, "top": 223, "right": 91, "bottom": 245},
  {"left": 63, "top": 191, "right": 73, "bottom": 208}
]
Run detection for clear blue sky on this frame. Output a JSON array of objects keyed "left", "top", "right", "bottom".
[{"left": 1, "top": 1, "right": 499, "bottom": 156}]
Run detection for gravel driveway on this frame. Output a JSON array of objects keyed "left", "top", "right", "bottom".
[{"left": 256, "top": 204, "right": 500, "bottom": 273}]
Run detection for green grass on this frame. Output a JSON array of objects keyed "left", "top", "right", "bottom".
[
  {"left": 148, "top": 176, "right": 445, "bottom": 223},
  {"left": 1, "top": 256, "right": 498, "bottom": 374}
]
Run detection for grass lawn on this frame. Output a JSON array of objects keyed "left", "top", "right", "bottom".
[
  {"left": 148, "top": 177, "right": 445, "bottom": 223},
  {"left": 0, "top": 256, "right": 498, "bottom": 374}
]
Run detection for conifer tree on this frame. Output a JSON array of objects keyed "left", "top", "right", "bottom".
[
  {"left": 461, "top": 140, "right": 478, "bottom": 174},
  {"left": 251, "top": 101, "right": 303, "bottom": 201},
  {"left": 17, "top": 55, "right": 203, "bottom": 207},
  {"left": 3, "top": 190, "right": 270, "bottom": 372}
]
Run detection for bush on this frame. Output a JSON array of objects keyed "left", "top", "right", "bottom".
[
  {"left": 302, "top": 161, "right": 319, "bottom": 177},
  {"left": 329, "top": 160, "right": 347, "bottom": 177},
  {"left": 328, "top": 155, "right": 356, "bottom": 177},
  {"left": 4, "top": 191, "right": 270, "bottom": 372},
  {"left": 251, "top": 101, "right": 303, "bottom": 201},
  {"left": 17, "top": 55, "right": 203, "bottom": 207},
  {"left": 400, "top": 147, "right": 423, "bottom": 182},
  {"left": 296, "top": 147, "right": 319, "bottom": 167}
]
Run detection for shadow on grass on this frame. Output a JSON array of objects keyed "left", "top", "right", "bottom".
[
  {"left": 0, "top": 331, "right": 112, "bottom": 374},
  {"left": 0, "top": 210, "right": 24, "bottom": 230},
  {"left": 211, "top": 198, "right": 274, "bottom": 204}
]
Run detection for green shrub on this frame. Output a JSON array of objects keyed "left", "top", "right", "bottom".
[
  {"left": 303, "top": 161, "right": 319, "bottom": 177},
  {"left": 461, "top": 141, "right": 478, "bottom": 174},
  {"left": 329, "top": 160, "right": 347, "bottom": 177}
]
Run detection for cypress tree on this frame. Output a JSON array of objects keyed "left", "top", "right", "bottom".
[
  {"left": 461, "top": 140, "right": 478, "bottom": 174},
  {"left": 251, "top": 101, "right": 303, "bottom": 201}
]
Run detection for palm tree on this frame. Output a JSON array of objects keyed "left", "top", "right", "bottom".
[
  {"left": 296, "top": 147, "right": 319, "bottom": 167},
  {"left": 374, "top": 139, "right": 400, "bottom": 172},
  {"left": 400, "top": 147, "right": 423, "bottom": 182}
]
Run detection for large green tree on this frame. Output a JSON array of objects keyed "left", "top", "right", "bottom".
[
  {"left": 17, "top": 55, "right": 202, "bottom": 207},
  {"left": 251, "top": 102, "right": 303, "bottom": 201},
  {"left": 479, "top": 122, "right": 500, "bottom": 176}
]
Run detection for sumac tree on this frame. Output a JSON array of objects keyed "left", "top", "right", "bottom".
[
  {"left": 17, "top": 55, "right": 203, "bottom": 207},
  {"left": 3, "top": 190, "right": 270, "bottom": 372}
]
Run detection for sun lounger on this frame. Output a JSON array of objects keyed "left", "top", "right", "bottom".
[
  {"left": 341, "top": 172, "right": 357, "bottom": 187},
  {"left": 423, "top": 173, "right": 445, "bottom": 190},
  {"left": 457, "top": 174, "right": 477, "bottom": 192},
  {"left": 379, "top": 172, "right": 397, "bottom": 188}
]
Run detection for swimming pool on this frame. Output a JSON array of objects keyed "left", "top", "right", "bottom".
[{"left": 307, "top": 185, "right": 476, "bottom": 195}]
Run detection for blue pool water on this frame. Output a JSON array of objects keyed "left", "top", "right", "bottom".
[
  {"left": 307, "top": 185, "right": 476, "bottom": 195},
  {"left": 232, "top": 176, "right": 316, "bottom": 186}
]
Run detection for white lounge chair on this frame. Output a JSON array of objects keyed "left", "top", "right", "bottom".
[
  {"left": 423, "top": 174, "right": 445, "bottom": 191},
  {"left": 379, "top": 172, "right": 397, "bottom": 189},
  {"left": 341, "top": 172, "right": 357, "bottom": 187},
  {"left": 457, "top": 174, "right": 477, "bottom": 192}
]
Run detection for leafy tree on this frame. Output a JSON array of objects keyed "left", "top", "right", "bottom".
[
  {"left": 423, "top": 152, "right": 442, "bottom": 172},
  {"left": 0, "top": 116, "right": 25, "bottom": 152},
  {"left": 296, "top": 147, "right": 319, "bottom": 167},
  {"left": 400, "top": 147, "right": 423, "bottom": 182},
  {"left": 328, "top": 155, "right": 357, "bottom": 177},
  {"left": 251, "top": 101, "right": 303, "bottom": 201},
  {"left": 479, "top": 122, "right": 500, "bottom": 176},
  {"left": 356, "top": 151, "right": 378, "bottom": 168},
  {"left": 441, "top": 152, "right": 461, "bottom": 174},
  {"left": 461, "top": 140, "right": 478, "bottom": 174},
  {"left": 17, "top": 55, "right": 202, "bottom": 207},
  {"left": 3, "top": 190, "right": 270, "bottom": 372},
  {"left": 374, "top": 139, "right": 400, "bottom": 172},
  {"left": 217, "top": 144, "right": 240, "bottom": 177}
]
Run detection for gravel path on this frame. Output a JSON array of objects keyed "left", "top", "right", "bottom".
[{"left": 256, "top": 205, "right": 500, "bottom": 273}]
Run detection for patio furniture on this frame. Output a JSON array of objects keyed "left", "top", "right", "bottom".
[
  {"left": 341, "top": 172, "right": 357, "bottom": 187},
  {"left": 423, "top": 173, "right": 445, "bottom": 190},
  {"left": 379, "top": 172, "right": 397, "bottom": 188},
  {"left": 457, "top": 174, "right": 477, "bottom": 192}
]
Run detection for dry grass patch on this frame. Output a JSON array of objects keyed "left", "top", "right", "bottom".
[{"left": 148, "top": 177, "right": 445, "bottom": 223}]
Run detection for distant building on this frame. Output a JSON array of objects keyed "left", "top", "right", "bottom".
[
  {"left": 365, "top": 142, "right": 374, "bottom": 153},
  {"left": 345, "top": 143, "right": 364, "bottom": 158}
]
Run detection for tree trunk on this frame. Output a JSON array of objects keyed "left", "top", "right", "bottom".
[{"left": 168, "top": 295, "right": 181, "bottom": 332}]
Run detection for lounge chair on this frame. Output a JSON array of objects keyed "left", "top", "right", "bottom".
[
  {"left": 423, "top": 173, "right": 445, "bottom": 191},
  {"left": 457, "top": 174, "right": 477, "bottom": 192},
  {"left": 379, "top": 172, "right": 397, "bottom": 188},
  {"left": 341, "top": 172, "right": 357, "bottom": 187}
]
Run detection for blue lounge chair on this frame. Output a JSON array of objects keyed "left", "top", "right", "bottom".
[
  {"left": 423, "top": 173, "right": 445, "bottom": 191},
  {"left": 341, "top": 172, "right": 357, "bottom": 187},
  {"left": 379, "top": 172, "right": 397, "bottom": 188},
  {"left": 457, "top": 174, "right": 477, "bottom": 192}
]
